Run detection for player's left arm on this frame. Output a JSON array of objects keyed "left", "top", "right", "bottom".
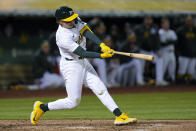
[{"left": 80, "top": 25, "right": 114, "bottom": 53}]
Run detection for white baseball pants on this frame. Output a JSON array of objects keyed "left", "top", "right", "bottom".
[
  {"left": 160, "top": 45, "right": 176, "bottom": 81},
  {"left": 178, "top": 56, "right": 196, "bottom": 76},
  {"left": 39, "top": 72, "right": 64, "bottom": 89},
  {"left": 48, "top": 58, "right": 118, "bottom": 112},
  {"left": 92, "top": 58, "right": 107, "bottom": 85},
  {"left": 116, "top": 59, "right": 143, "bottom": 84},
  {"left": 139, "top": 50, "right": 164, "bottom": 82}
]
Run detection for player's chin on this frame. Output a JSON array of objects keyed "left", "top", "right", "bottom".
[{"left": 67, "top": 25, "right": 75, "bottom": 29}]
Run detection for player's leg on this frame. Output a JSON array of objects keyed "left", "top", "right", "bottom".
[
  {"left": 120, "top": 60, "right": 143, "bottom": 86},
  {"left": 132, "top": 59, "right": 145, "bottom": 85},
  {"left": 139, "top": 50, "right": 148, "bottom": 77},
  {"left": 116, "top": 60, "right": 144, "bottom": 85},
  {"left": 134, "top": 58, "right": 146, "bottom": 85},
  {"left": 162, "top": 50, "right": 169, "bottom": 80},
  {"left": 178, "top": 56, "right": 189, "bottom": 75},
  {"left": 115, "top": 62, "right": 130, "bottom": 84},
  {"left": 40, "top": 72, "right": 64, "bottom": 89},
  {"left": 153, "top": 53, "right": 167, "bottom": 86},
  {"left": 39, "top": 72, "right": 56, "bottom": 89},
  {"left": 168, "top": 52, "right": 176, "bottom": 82},
  {"left": 127, "top": 67, "right": 136, "bottom": 86},
  {"left": 122, "top": 68, "right": 133, "bottom": 86},
  {"left": 92, "top": 58, "right": 108, "bottom": 85},
  {"left": 31, "top": 59, "right": 85, "bottom": 125},
  {"left": 107, "top": 59, "right": 120, "bottom": 87},
  {"left": 177, "top": 56, "right": 189, "bottom": 83},
  {"left": 84, "top": 60, "right": 137, "bottom": 125},
  {"left": 47, "top": 62, "right": 84, "bottom": 110},
  {"left": 48, "top": 60, "right": 85, "bottom": 110},
  {"left": 187, "top": 58, "right": 196, "bottom": 80},
  {"left": 139, "top": 59, "right": 146, "bottom": 77}
]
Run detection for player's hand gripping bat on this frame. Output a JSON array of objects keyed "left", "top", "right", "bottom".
[{"left": 113, "top": 51, "right": 154, "bottom": 61}]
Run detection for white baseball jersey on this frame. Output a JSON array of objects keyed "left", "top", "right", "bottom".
[
  {"left": 56, "top": 17, "right": 87, "bottom": 59},
  {"left": 159, "top": 29, "right": 177, "bottom": 50},
  {"left": 48, "top": 17, "right": 119, "bottom": 113},
  {"left": 159, "top": 28, "right": 177, "bottom": 81}
]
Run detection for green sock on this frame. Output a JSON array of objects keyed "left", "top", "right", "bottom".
[
  {"left": 113, "top": 108, "right": 122, "bottom": 117},
  {"left": 40, "top": 104, "right": 49, "bottom": 112}
]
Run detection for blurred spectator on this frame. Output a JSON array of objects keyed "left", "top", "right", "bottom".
[
  {"left": 159, "top": 18, "right": 177, "bottom": 83},
  {"left": 176, "top": 16, "right": 196, "bottom": 84},
  {"left": 110, "top": 25, "right": 122, "bottom": 49},
  {"left": 87, "top": 19, "right": 109, "bottom": 86},
  {"left": 123, "top": 22, "right": 132, "bottom": 39},
  {"left": 32, "top": 41, "right": 64, "bottom": 89},
  {"left": 90, "top": 34, "right": 121, "bottom": 87},
  {"left": 2, "top": 15, "right": 196, "bottom": 88},
  {"left": 18, "top": 30, "right": 29, "bottom": 44},
  {"left": 48, "top": 32, "right": 61, "bottom": 75},
  {"left": 88, "top": 17, "right": 101, "bottom": 29},
  {"left": 94, "top": 22, "right": 106, "bottom": 40},
  {"left": 87, "top": 19, "right": 106, "bottom": 51},
  {"left": 4, "top": 24, "right": 13, "bottom": 38},
  {"left": 91, "top": 57, "right": 108, "bottom": 86},
  {"left": 104, "top": 35, "right": 120, "bottom": 87},
  {"left": 116, "top": 31, "right": 144, "bottom": 86},
  {"left": 134, "top": 16, "right": 167, "bottom": 86}
]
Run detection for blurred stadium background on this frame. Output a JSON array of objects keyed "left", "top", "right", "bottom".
[{"left": 0, "top": 0, "right": 196, "bottom": 90}]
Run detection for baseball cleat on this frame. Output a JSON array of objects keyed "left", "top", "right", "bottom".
[
  {"left": 114, "top": 113, "right": 137, "bottom": 125},
  {"left": 30, "top": 101, "right": 45, "bottom": 125},
  {"left": 156, "top": 80, "right": 168, "bottom": 86}
]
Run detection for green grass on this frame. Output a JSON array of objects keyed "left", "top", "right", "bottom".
[{"left": 0, "top": 92, "right": 196, "bottom": 120}]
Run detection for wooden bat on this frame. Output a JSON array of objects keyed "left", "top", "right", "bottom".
[{"left": 113, "top": 51, "right": 154, "bottom": 61}]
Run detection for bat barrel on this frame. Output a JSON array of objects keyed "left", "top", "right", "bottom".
[
  {"left": 113, "top": 51, "right": 154, "bottom": 61},
  {"left": 130, "top": 53, "right": 154, "bottom": 61}
]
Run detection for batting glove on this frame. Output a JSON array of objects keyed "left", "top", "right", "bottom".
[
  {"left": 100, "top": 43, "right": 114, "bottom": 53},
  {"left": 100, "top": 52, "right": 114, "bottom": 58}
]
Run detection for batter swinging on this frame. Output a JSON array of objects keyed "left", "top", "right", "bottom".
[{"left": 31, "top": 6, "right": 137, "bottom": 125}]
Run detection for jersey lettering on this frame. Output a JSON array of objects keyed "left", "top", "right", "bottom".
[{"left": 76, "top": 35, "right": 83, "bottom": 44}]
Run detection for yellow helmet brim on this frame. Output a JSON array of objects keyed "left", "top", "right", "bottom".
[{"left": 61, "top": 13, "right": 78, "bottom": 22}]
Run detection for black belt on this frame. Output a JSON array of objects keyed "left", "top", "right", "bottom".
[{"left": 65, "top": 57, "right": 84, "bottom": 61}]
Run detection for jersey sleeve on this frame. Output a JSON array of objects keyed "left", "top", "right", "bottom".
[
  {"left": 76, "top": 17, "right": 93, "bottom": 35},
  {"left": 171, "top": 30, "right": 177, "bottom": 41},
  {"left": 159, "top": 29, "right": 167, "bottom": 43},
  {"left": 56, "top": 31, "right": 79, "bottom": 53}
]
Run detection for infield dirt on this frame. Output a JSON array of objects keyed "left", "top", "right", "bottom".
[{"left": 0, "top": 120, "right": 196, "bottom": 131}]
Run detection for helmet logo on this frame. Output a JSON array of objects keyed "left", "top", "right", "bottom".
[{"left": 69, "top": 11, "right": 74, "bottom": 15}]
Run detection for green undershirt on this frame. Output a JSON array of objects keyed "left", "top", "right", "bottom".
[{"left": 73, "top": 29, "right": 102, "bottom": 58}]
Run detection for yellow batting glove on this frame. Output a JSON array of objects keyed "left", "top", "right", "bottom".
[
  {"left": 100, "top": 43, "right": 113, "bottom": 53},
  {"left": 100, "top": 52, "right": 114, "bottom": 58}
]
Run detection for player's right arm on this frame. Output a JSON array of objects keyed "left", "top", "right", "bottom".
[
  {"left": 80, "top": 25, "right": 113, "bottom": 53},
  {"left": 57, "top": 30, "right": 113, "bottom": 59},
  {"left": 73, "top": 46, "right": 113, "bottom": 58}
]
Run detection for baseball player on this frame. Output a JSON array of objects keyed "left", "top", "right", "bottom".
[
  {"left": 31, "top": 6, "right": 137, "bottom": 125},
  {"left": 116, "top": 31, "right": 144, "bottom": 86},
  {"left": 177, "top": 16, "right": 196, "bottom": 83},
  {"left": 134, "top": 16, "right": 167, "bottom": 86},
  {"left": 159, "top": 18, "right": 177, "bottom": 83},
  {"left": 32, "top": 41, "right": 64, "bottom": 89}
]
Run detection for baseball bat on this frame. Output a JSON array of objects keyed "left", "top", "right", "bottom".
[{"left": 113, "top": 51, "right": 154, "bottom": 61}]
